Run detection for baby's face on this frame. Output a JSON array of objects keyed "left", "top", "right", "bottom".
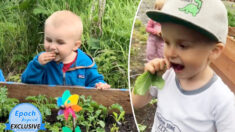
[
  {"left": 161, "top": 23, "right": 214, "bottom": 80},
  {"left": 44, "top": 24, "right": 79, "bottom": 63}
]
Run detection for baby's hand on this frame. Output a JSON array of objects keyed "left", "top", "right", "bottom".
[
  {"left": 144, "top": 58, "right": 170, "bottom": 74},
  {"left": 38, "top": 52, "right": 56, "bottom": 65},
  {"left": 95, "top": 82, "right": 111, "bottom": 90}
]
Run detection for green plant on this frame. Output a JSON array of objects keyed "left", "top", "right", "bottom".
[
  {"left": 228, "top": 10, "right": 235, "bottom": 27},
  {"left": 57, "top": 114, "right": 73, "bottom": 130},
  {"left": 110, "top": 123, "right": 119, "bottom": 132},
  {"left": 224, "top": 1, "right": 235, "bottom": 27},
  {"left": 0, "top": 0, "right": 42, "bottom": 75},
  {"left": 109, "top": 103, "right": 125, "bottom": 131},
  {"left": 133, "top": 72, "right": 165, "bottom": 95},
  {"left": 1, "top": 91, "right": 128, "bottom": 131},
  {"left": 77, "top": 95, "right": 107, "bottom": 132},
  {"left": 25, "top": 95, "right": 58, "bottom": 120},
  {"left": 112, "top": 111, "right": 125, "bottom": 125},
  {"left": 7, "top": 74, "right": 21, "bottom": 82},
  {"left": 0, "top": 87, "right": 19, "bottom": 119},
  {"left": 0, "top": 123, "right": 6, "bottom": 131},
  {"left": 56, "top": 95, "right": 112, "bottom": 132},
  {"left": 149, "top": 99, "right": 158, "bottom": 105},
  {"left": 138, "top": 124, "right": 147, "bottom": 132}
]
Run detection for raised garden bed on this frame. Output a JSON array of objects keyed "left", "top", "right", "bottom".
[
  {"left": 0, "top": 83, "right": 137, "bottom": 132},
  {"left": 210, "top": 36, "right": 235, "bottom": 91}
]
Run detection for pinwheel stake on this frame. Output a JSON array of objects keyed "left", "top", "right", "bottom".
[{"left": 57, "top": 90, "right": 82, "bottom": 132}]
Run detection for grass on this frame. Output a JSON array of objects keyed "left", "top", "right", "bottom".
[{"left": 0, "top": 0, "right": 139, "bottom": 88}]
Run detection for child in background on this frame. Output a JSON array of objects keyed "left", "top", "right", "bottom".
[
  {"left": 0, "top": 69, "right": 5, "bottom": 82},
  {"left": 132, "top": 0, "right": 235, "bottom": 131},
  {"left": 145, "top": 0, "right": 165, "bottom": 61},
  {"left": 22, "top": 10, "right": 110, "bottom": 89}
]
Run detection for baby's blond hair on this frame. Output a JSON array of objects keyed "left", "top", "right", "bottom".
[
  {"left": 45, "top": 10, "right": 83, "bottom": 40},
  {"left": 155, "top": 0, "right": 165, "bottom": 10}
]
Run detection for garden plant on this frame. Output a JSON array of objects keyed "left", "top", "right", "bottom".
[{"left": 0, "top": 87, "right": 136, "bottom": 131}]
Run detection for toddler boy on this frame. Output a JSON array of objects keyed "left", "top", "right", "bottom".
[{"left": 132, "top": 0, "right": 235, "bottom": 131}]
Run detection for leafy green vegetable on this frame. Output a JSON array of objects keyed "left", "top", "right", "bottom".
[
  {"left": 133, "top": 72, "right": 165, "bottom": 95},
  {"left": 25, "top": 95, "right": 57, "bottom": 120},
  {"left": 0, "top": 87, "right": 19, "bottom": 118},
  {"left": 151, "top": 73, "right": 165, "bottom": 89},
  {"left": 0, "top": 123, "right": 6, "bottom": 132},
  {"left": 138, "top": 124, "right": 147, "bottom": 132}
]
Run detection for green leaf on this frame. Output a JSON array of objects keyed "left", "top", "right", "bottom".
[
  {"left": 151, "top": 74, "right": 165, "bottom": 89},
  {"left": 134, "top": 72, "right": 165, "bottom": 95},
  {"left": 87, "top": 37, "right": 100, "bottom": 50},
  {"left": 0, "top": 123, "right": 6, "bottom": 132},
  {"left": 113, "top": 112, "right": 118, "bottom": 120},
  {"left": 133, "top": 72, "right": 152, "bottom": 95},
  {"left": 33, "top": 8, "right": 50, "bottom": 16},
  {"left": 118, "top": 111, "right": 125, "bottom": 121},
  {"left": 138, "top": 124, "right": 147, "bottom": 132},
  {"left": 98, "top": 120, "right": 105, "bottom": 128},
  {"left": 109, "top": 104, "right": 124, "bottom": 113}
]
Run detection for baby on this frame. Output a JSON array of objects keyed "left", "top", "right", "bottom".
[{"left": 22, "top": 10, "right": 110, "bottom": 89}]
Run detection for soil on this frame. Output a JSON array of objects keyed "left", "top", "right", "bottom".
[
  {"left": 105, "top": 114, "right": 138, "bottom": 132},
  {"left": 46, "top": 110, "right": 138, "bottom": 132},
  {"left": 134, "top": 104, "right": 157, "bottom": 132}
]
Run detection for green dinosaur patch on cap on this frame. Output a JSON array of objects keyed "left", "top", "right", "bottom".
[{"left": 179, "top": 0, "right": 202, "bottom": 16}]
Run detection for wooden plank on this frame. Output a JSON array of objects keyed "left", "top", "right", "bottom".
[
  {"left": 0, "top": 82, "right": 132, "bottom": 114},
  {"left": 211, "top": 63, "right": 235, "bottom": 91},
  {"left": 211, "top": 37, "right": 235, "bottom": 92},
  {"left": 223, "top": 36, "right": 235, "bottom": 61},
  {"left": 228, "top": 27, "right": 235, "bottom": 37}
]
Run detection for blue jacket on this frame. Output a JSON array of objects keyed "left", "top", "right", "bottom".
[
  {"left": 0, "top": 69, "right": 5, "bottom": 82},
  {"left": 21, "top": 49, "right": 106, "bottom": 87}
]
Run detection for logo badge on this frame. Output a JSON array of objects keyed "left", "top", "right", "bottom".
[
  {"left": 179, "top": 0, "right": 202, "bottom": 16},
  {"left": 78, "top": 74, "right": 85, "bottom": 78},
  {"left": 5, "top": 103, "right": 45, "bottom": 132}
]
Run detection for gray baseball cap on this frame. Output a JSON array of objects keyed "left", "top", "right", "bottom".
[{"left": 146, "top": 0, "right": 228, "bottom": 44}]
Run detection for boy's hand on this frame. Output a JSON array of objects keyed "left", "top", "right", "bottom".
[
  {"left": 144, "top": 58, "right": 170, "bottom": 74},
  {"left": 38, "top": 52, "right": 56, "bottom": 65},
  {"left": 95, "top": 82, "right": 111, "bottom": 90}
]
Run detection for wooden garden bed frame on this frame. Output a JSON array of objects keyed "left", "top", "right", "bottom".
[
  {"left": 0, "top": 82, "right": 132, "bottom": 114},
  {"left": 211, "top": 35, "right": 235, "bottom": 92}
]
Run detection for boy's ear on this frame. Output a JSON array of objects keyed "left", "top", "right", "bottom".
[
  {"left": 73, "top": 41, "right": 81, "bottom": 51},
  {"left": 209, "top": 43, "right": 224, "bottom": 62}
]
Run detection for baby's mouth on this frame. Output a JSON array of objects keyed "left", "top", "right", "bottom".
[{"left": 171, "top": 62, "right": 185, "bottom": 72}]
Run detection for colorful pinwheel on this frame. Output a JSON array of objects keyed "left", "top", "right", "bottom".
[
  {"left": 62, "top": 126, "right": 81, "bottom": 132},
  {"left": 57, "top": 90, "right": 82, "bottom": 120}
]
